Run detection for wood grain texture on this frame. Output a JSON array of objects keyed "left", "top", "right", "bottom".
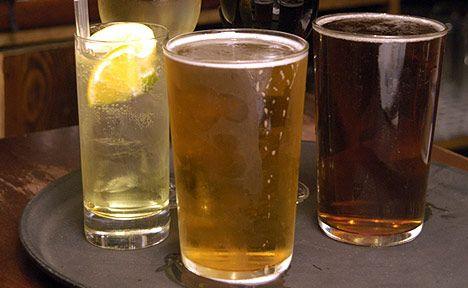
[
  {"left": 436, "top": 135, "right": 468, "bottom": 150},
  {"left": 202, "top": 0, "right": 220, "bottom": 9},
  {"left": 432, "top": 145, "right": 468, "bottom": 172},
  {"left": 0, "top": 0, "right": 100, "bottom": 32},
  {"left": 388, "top": 0, "right": 401, "bottom": 14},
  {"left": 0, "top": 54, "right": 4, "bottom": 137},
  {"left": 1, "top": 42, "right": 78, "bottom": 138},
  {"left": 198, "top": 8, "right": 220, "bottom": 25},
  {"left": 0, "top": 25, "right": 76, "bottom": 49},
  {"left": 0, "top": 127, "right": 80, "bottom": 288}
]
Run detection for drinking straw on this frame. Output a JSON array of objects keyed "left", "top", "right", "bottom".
[{"left": 74, "top": 0, "right": 90, "bottom": 38}]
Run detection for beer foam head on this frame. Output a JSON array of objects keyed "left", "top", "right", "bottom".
[
  {"left": 313, "top": 13, "right": 448, "bottom": 43},
  {"left": 164, "top": 29, "right": 308, "bottom": 68}
]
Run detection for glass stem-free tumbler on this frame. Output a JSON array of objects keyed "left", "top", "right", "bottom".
[
  {"left": 313, "top": 13, "right": 448, "bottom": 246},
  {"left": 165, "top": 29, "right": 309, "bottom": 283}
]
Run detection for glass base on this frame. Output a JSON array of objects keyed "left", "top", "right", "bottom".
[
  {"left": 84, "top": 208, "right": 170, "bottom": 250},
  {"left": 296, "top": 181, "right": 310, "bottom": 204},
  {"left": 182, "top": 253, "right": 292, "bottom": 285},
  {"left": 318, "top": 218, "right": 423, "bottom": 247}
]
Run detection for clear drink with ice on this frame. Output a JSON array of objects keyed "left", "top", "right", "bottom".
[{"left": 75, "top": 23, "right": 169, "bottom": 249}]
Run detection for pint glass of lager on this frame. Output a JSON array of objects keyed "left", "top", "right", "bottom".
[
  {"left": 313, "top": 13, "right": 448, "bottom": 246},
  {"left": 164, "top": 29, "right": 308, "bottom": 283}
]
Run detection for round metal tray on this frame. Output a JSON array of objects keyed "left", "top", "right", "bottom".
[{"left": 20, "top": 142, "right": 468, "bottom": 288}]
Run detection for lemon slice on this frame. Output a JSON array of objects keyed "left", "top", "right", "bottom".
[
  {"left": 86, "top": 23, "right": 158, "bottom": 106},
  {"left": 88, "top": 23, "right": 157, "bottom": 58}
]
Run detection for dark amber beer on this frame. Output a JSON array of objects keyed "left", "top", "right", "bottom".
[
  {"left": 313, "top": 14, "right": 448, "bottom": 246},
  {"left": 164, "top": 30, "right": 308, "bottom": 283}
]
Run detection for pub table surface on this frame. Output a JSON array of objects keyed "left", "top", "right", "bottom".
[{"left": 0, "top": 126, "right": 467, "bottom": 288}]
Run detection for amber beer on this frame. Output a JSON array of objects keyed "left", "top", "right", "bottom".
[
  {"left": 313, "top": 14, "right": 448, "bottom": 246},
  {"left": 164, "top": 30, "right": 308, "bottom": 283}
]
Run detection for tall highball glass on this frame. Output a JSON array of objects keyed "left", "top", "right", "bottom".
[{"left": 75, "top": 23, "right": 169, "bottom": 249}]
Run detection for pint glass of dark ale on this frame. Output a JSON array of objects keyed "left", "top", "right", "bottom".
[{"left": 313, "top": 13, "right": 448, "bottom": 246}]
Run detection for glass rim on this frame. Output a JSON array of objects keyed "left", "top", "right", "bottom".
[
  {"left": 163, "top": 28, "right": 309, "bottom": 68},
  {"left": 313, "top": 13, "right": 449, "bottom": 43},
  {"left": 74, "top": 22, "right": 169, "bottom": 44}
]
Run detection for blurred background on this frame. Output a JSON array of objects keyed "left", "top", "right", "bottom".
[{"left": 0, "top": 0, "right": 466, "bottom": 156}]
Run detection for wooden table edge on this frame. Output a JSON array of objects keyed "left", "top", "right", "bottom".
[{"left": 431, "top": 145, "right": 468, "bottom": 172}]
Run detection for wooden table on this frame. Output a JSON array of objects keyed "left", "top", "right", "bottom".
[{"left": 0, "top": 126, "right": 466, "bottom": 287}]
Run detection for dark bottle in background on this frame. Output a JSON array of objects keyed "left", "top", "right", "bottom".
[{"left": 220, "top": 0, "right": 319, "bottom": 39}]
